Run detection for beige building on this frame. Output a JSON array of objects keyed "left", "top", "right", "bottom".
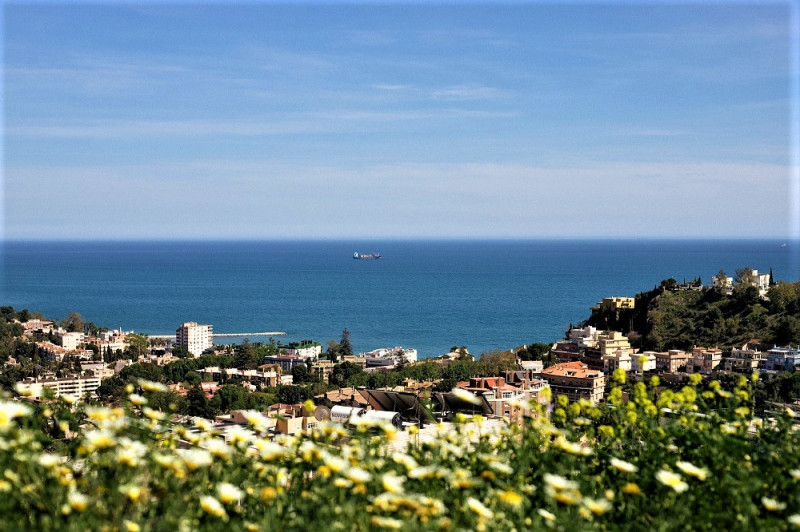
[
  {"left": 598, "top": 331, "right": 632, "bottom": 356},
  {"left": 603, "top": 350, "right": 632, "bottom": 373},
  {"left": 176, "top": 322, "right": 213, "bottom": 357},
  {"left": 723, "top": 342, "right": 765, "bottom": 373},
  {"left": 689, "top": 347, "right": 723, "bottom": 375},
  {"left": 653, "top": 350, "right": 690, "bottom": 373},
  {"left": 537, "top": 362, "right": 605, "bottom": 404},
  {"left": 592, "top": 297, "right": 635, "bottom": 312}
]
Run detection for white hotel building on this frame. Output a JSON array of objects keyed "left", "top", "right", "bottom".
[{"left": 176, "top": 322, "right": 213, "bottom": 357}]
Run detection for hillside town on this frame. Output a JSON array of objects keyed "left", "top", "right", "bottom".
[{"left": 2, "top": 267, "right": 799, "bottom": 443}]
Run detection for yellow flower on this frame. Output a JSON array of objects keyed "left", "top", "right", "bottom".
[
  {"left": 217, "top": 482, "right": 243, "bottom": 505},
  {"left": 788, "top": 515, "right": 800, "bottom": 528},
  {"left": 466, "top": 497, "right": 493, "bottom": 519},
  {"left": 598, "top": 425, "right": 615, "bottom": 438},
  {"left": 178, "top": 449, "right": 213, "bottom": 471},
  {"left": 61, "top": 394, "right": 78, "bottom": 405},
  {"left": 202, "top": 438, "right": 231, "bottom": 460},
  {"left": 128, "top": 394, "right": 147, "bottom": 406},
  {"left": 554, "top": 437, "right": 592, "bottom": 456},
  {"left": 260, "top": 487, "right": 277, "bottom": 502},
  {"left": 554, "top": 490, "right": 581, "bottom": 505},
  {"left": 0, "top": 401, "right": 33, "bottom": 431},
  {"left": 142, "top": 407, "right": 166, "bottom": 421},
  {"left": 451, "top": 388, "right": 483, "bottom": 405},
  {"left": 675, "top": 461, "right": 708, "bottom": 481},
  {"left": 538, "top": 508, "right": 556, "bottom": 522},
  {"left": 582, "top": 497, "right": 611, "bottom": 516},
  {"left": 68, "top": 491, "right": 88, "bottom": 512},
  {"left": 656, "top": 470, "right": 688, "bottom": 493},
  {"left": 790, "top": 469, "right": 800, "bottom": 481},
  {"left": 14, "top": 383, "right": 34, "bottom": 397},
  {"left": 382, "top": 473, "right": 405, "bottom": 494},
  {"left": 610, "top": 458, "right": 638, "bottom": 474},
  {"left": 84, "top": 429, "right": 116, "bottom": 451},
  {"left": 762, "top": 497, "right": 787, "bottom": 512},
  {"left": 119, "top": 485, "right": 143, "bottom": 503},
  {"left": 543, "top": 473, "right": 578, "bottom": 492},
  {"left": 345, "top": 467, "right": 372, "bottom": 485},
  {"left": 200, "top": 495, "right": 227, "bottom": 519},
  {"left": 38, "top": 454, "right": 60, "bottom": 469},
  {"left": 497, "top": 490, "right": 523, "bottom": 507},
  {"left": 370, "top": 516, "right": 403, "bottom": 529},
  {"left": 138, "top": 379, "right": 168, "bottom": 393},
  {"left": 622, "top": 483, "right": 641, "bottom": 495},
  {"left": 123, "top": 520, "right": 140, "bottom": 532}
]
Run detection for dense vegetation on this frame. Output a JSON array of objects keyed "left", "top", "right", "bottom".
[
  {"left": 586, "top": 279, "right": 800, "bottom": 351},
  {"left": 2, "top": 374, "right": 799, "bottom": 530}
]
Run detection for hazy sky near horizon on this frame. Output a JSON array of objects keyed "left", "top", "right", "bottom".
[{"left": 3, "top": 3, "right": 798, "bottom": 240}]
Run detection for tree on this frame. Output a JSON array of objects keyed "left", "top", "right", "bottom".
[
  {"left": 172, "top": 346, "right": 191, "bottom": 359},
  {"left": 292, "top": 364, "right": 316, "bottom": 384},
  {"left": 331, "top": 361, "right": 365, "bottom": 388},
  {"left": 518, "top": 343, "right": 551, "bottom": 361},
  {"left": 186, "top": 386, "right": 215, "bottom": 418},
  {"left": 326, "top": 340, "right": 341, "bottom": 363},
  {"left": 278, "top": 386, "right": 313, "bottom": 405},
  {"left": 735, "top": 266, "right": 756, "bottom": 287},
  {"left": 715, "top": 269, "right": 729, "bottom": 292},
  {"left": 126, "top": 334, "right": 148, "bottom": 360},
  {"left": 340, "top": 329, "right": 353, "bottom": 358},
  {"left": 62, "top": 312, "right": 85, "bottom": 333},
  {"left": 234, "top": 339, "right": 260, "bottom": 370},
  {"left": 184, "top": 371, "right": 202, "bottom": 387}
]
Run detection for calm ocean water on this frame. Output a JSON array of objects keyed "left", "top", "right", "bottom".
[{"left": 2, "top": 240, "right": 798, "bottom": 358}]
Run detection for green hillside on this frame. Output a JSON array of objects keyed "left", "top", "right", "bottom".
[{"left": 584, "top": 279, "right": 800, "bottom": 351}]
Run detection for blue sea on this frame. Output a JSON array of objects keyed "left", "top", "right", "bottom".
[{"left": 2, "top": 240, "right": 798, "bottom": 358}]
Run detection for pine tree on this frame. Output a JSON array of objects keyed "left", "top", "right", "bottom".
[{"left": 340, "top": 329, "right": 353, "bottom": 358}]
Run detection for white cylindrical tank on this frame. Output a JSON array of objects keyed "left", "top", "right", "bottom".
[
  {"left": 330, "top": 406, "right": 365, "bottom": 424},
  {"left": 362, "top": 410, "right": 402, "bottom": 429}
]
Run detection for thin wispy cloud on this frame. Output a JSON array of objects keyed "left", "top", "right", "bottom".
[
  {"left": 3, "top": 3, "right": 793, "bottom": 240},
  {"left": 431, "top": 85, "right": 508, "bottom": 101}
]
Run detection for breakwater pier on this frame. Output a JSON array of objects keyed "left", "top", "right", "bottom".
[{"left": 148, "top": 332, "right": 287, "bottom": 339}]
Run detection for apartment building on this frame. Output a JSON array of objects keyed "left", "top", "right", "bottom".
[
  {"left": 176, "top": 322, "right": 213, "bottom": 357},
  {"left": 654, "top": 350, "right": 690, "bottom": 373},
  {"left": 689, "top": 347, "right": 723, "bottom": 375},
  {"left": 16, "top": 374, "right": 102, "bottom": 400},
  {"left": 723, "top": 343, "right": 766, "bottom": 373},
  {"left": 765, "top": 346, "right": 800, "bottom": 372},
  {"left": 536, "top": 362, "right": 606, "bottom": 404}
]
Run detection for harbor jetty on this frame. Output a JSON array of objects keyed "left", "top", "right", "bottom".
[{"left": 148, "top": 332, "right": 287, "bottom": 340}]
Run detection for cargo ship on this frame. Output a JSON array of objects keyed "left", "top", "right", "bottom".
[{"left": 353, "top": 252, "right": 381, "bottom": 260}]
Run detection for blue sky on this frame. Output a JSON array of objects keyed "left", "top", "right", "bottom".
[{"left": 3, "top": 2, "right": 797, "bottom": 239}]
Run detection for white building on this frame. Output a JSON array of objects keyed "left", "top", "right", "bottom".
[
  {"left": 176, "top": 322, "right": 213, "bottom": 357},
  {"left": 748, "top": 270, "right": 771, "bottom": 297},
  {"left": 631, "top": 352, "right": 657, "bottom": 373},
  {"left": 56, "top": 331, "right": 85, "bottom": 351},
  {"left": 281, "top": 341, "right": 323, "bottom": 360},
  {"left": 712, "top": 274, "right": 734, "bottom": 295},
  {"left": 568, "top": 326, "right": 600, "bottom": 348},
  {"left": 16, "top": 374, "right": 102, "bottom": 400},
  {"left": 362, "top": 346, "right": 418, "bottom": 364},
  {"left": 765, "top": 345, "right": 800, "bottom": 372}
]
